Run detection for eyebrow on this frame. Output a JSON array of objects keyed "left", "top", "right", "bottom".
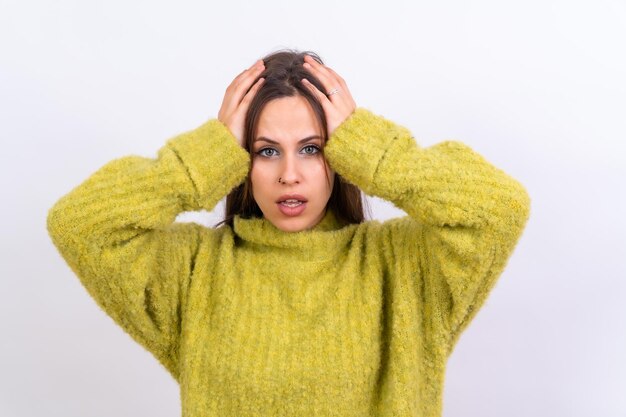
[{"left": 254, "top": 135, "right": 322, "bottom": 145}]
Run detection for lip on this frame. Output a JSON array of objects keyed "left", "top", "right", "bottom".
[
  {"left": 275, "top": 194, "right": 308, "bottom": 203},
  {"left": 277, "top": 201, "right": 307, "bottom": 217}
]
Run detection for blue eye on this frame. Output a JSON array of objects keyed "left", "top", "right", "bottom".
[
  {"left": 254, "top": 145, "right": 320, "bottom": 158},
  {"left": 256, "top": 148, "right": 278, "bottom": 157},
  {"left": 302, "top": 145, "right": 320, "bottom": 155}
]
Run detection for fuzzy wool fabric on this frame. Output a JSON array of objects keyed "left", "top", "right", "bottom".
[{"left": 47, "top": 108, "right": 531, "bottom": 417}]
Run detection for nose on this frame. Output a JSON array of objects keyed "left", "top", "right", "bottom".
[{"left": 278, "top": 153, "right": 300, "bottom": 185}]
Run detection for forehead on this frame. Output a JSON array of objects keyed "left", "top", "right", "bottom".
[{"left": 255, "top": 96, "right": 322, "bottom": 141}]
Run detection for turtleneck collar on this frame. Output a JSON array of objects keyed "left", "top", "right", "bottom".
[{"left": 232, "top": 209, "right": 357, "bottom": 261}]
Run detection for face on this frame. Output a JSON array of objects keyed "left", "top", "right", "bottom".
[{"left": 250, "top": 95, "right": 335, "bottom": 232}]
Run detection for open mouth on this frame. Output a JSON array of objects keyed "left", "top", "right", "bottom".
[
  {"left": 276, "top": 198, "right": 307, "bottom": 216},
  {"left": 279, "top": 199, "right": 305, "bottom": 207}
]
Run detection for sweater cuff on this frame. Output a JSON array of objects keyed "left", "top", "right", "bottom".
[
  {"left": 323, "top": 108, "right": 413, "bottom": 194},
  {"left": 164, "top": 119, "right": 251, "bottom": 210}
]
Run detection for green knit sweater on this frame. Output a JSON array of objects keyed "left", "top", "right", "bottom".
[{"left": 47, "top": 108, "right": 530, "bottom": 417}]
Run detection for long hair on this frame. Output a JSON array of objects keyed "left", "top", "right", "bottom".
[{"left": 214, "top": 49, "right": 369, "bottom": 229}]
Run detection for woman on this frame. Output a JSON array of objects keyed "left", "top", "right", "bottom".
[{"left": 47, "top": 49, "right": 531, "bottom": 417}]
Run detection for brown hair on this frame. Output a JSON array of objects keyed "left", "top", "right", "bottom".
[{"left": 214, "top": 49, "right": 370, "bottom": 229}]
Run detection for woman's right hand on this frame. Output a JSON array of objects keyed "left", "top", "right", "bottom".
[{"left": 218, "top": 59, "right": 265, "bottom": 147}]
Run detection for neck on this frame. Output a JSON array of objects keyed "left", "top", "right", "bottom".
[{"left": 232, "top": 209, "right": 357, "bottom": 261}]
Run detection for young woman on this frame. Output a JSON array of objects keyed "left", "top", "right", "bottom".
[{"left": 47, "top": 49, "right": 531, "bottom": 417}]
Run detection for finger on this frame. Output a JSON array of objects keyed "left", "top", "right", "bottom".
[
  {"left": 301, "top": 78, "right": 330, "bottom": 106},
  {"left": 302, "top": 57, "right": 340, "bottom": 95},
  {"left": 303, "top": 56, "right": 344, "bottom": 92},
  {"left": 315, "top": 65, "right": 355, "bottom": 108},
  {"left": 304, "top": 55, "right": 348, "bottom": 91},
  {"left": 249, "top": 59, "right": 263, "bottom": 69},
  {"left": 303, "top": 55, "right": 334, "bottom": 79},
  {"left": 304, "top": 69, "right": 341, "bottom": 98},
  {"left": 317, "top": 65, "right": 353, "bottom": 104},
  {"left": 324, "top": 66, "right": 348, "bottom": 91},
  {"left": 231, "top": 61, "right": 265, "bottom": 91},
  {"left": 240, "top": 77, "right": 265, "bottom": 108},
  {"left": 224, "top": 62, "right": 265, "bottom": 109},
  {"left": 228, "top": 62, "right": 259, "bottom": 90}
]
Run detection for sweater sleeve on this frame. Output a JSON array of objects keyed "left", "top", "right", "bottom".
[
  {"left": 46, "top": 119, "right": 250, "bottom": 379},
  {"left": 323, "top": 108, "right": 531, "bottom": 356}
]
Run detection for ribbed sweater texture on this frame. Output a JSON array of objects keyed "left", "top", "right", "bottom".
[{"left": 47, "top": 108, "right": 531, "bottom": 417}]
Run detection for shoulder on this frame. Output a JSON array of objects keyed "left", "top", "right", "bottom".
[
  {"left": 160, "top": 221, "right": 237, "bottom": 255},
  {"left": 356, "top": 215, "right": 423, "bottom": 241},
  {"left": 352, "top": 215, "right": 423, "bottom": 262}
]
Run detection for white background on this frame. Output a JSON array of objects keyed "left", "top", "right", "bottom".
[{"left": 1, "top": 0, "right": 624, "bottom": 416}]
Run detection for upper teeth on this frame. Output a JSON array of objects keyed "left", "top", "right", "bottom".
[{"left": 283, "top": 199, "right": 301, "bottom": 203}]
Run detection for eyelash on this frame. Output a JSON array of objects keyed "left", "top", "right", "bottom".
[{"left": 255, "top": 144, "right": 321, "bottom": 158}]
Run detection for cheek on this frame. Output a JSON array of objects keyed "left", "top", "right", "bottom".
[
  {"left": 309, "top": 161, "right": 327, "bottom": 175},
  {"left": 250, "top": 161, "right": 275, "bottom": 179},
  {"left": 251, "top": 163, "right": 273, "bottom": 183},
  {"left": 250, "top": 165, "right": 270, "bottom": 199},
  {"left": 250, "top": 163, "right": 284, "bottom": 205},
  {"left": 311, "top": 161, "right": 334, "bottom": 192}
]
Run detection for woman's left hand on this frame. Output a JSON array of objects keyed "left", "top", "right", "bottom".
[{"left": 301, "top": 54, "right": 357, "bottom": 138}]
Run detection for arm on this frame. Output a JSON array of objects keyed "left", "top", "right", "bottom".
[
  {"left": 323, "top": 108, "right": 531, "bottom": 355},
  {"left": 46, "top": 119, "right": 250, "bottom": 379}
]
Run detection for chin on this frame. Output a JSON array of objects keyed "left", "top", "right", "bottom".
[
  {"left": 266, "top": 212, "right": 319, "bottom": 232},
  {"left": 272, "top": 218, "right": 309, "bottom": 233},
  {"left": 262, "top": 204, "right": 325, "bottom": 232}
]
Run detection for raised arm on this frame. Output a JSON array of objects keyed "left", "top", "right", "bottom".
[
  {"left": 47, "top": 59, "right": 266, "bottom": 380},
  {"left": 323, "top": 108, "right": 531, "bottom": 356},
  {"left": 46, "top": 119, "right": 250, "bottom": 379}
]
